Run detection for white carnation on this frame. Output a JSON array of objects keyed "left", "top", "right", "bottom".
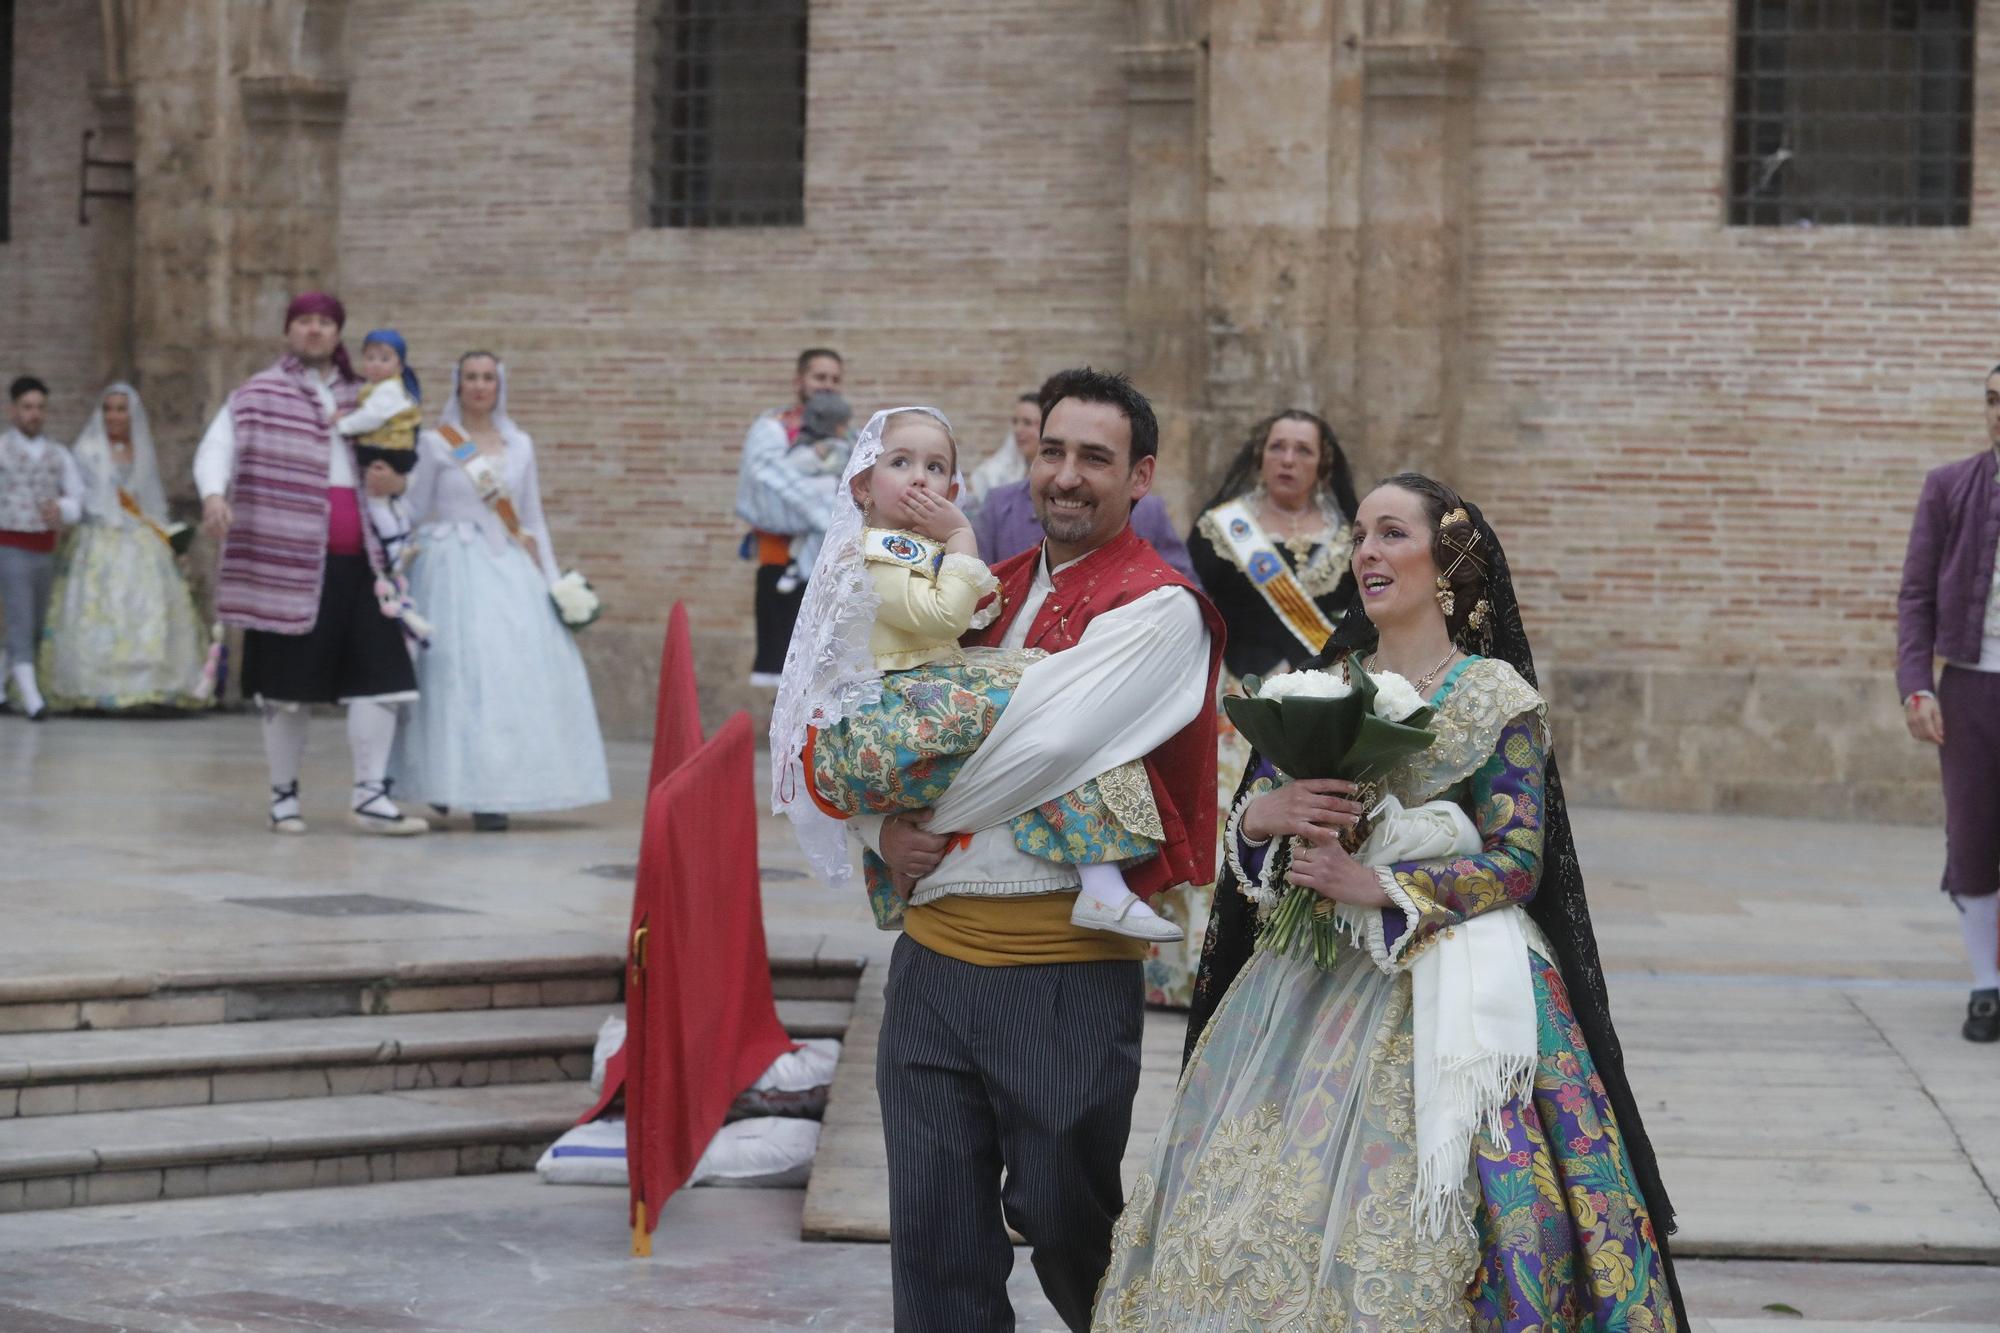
[
  {"left": 1256, "top": 668, "right": 1352, "bottom": 702},
  {"left": 1369, "top": 670, "right": 1426, "bottom": 722}
]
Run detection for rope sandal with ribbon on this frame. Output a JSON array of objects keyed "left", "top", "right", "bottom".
[
  {"left": 269, "top": 780, "right": 306, "bottom": 836},
  {"left": 350, "top": 778, "right": 430, "bottom": 837}
]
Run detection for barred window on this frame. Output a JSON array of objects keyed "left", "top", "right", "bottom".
[
  {"left": 0, "top": 0, "right": 13, "bottom": 244},
  {"left": 647, "top": 0, "right": 808, "bottom": 229},
  {"left": 1730, "top": 0, "right": 1975, "bottom": 227}
]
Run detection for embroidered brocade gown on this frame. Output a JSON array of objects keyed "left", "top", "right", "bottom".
[
  {"left": 1091, "top": 658, "right": 1678, "bottom": 1332},
  {"left": 1141, "top": 508, "right": 1359, "bottom": 1008},
  {"left": 38, "top": 459, "right": 205, "bottom": 712}
]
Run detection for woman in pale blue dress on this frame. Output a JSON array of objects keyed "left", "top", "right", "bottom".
[
  {"left": 38, "top": 383, "right": 206, "bottom": 712},
  {"left": 390, "top": 352, "right": 608, "bottom": 828}
]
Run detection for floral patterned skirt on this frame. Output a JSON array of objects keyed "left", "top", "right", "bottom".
[
  {"left": 38, "top": 521, "right": 205, "bottom": 712},
  {"left": 1093, "top": 944, "right": 1677, "bottom": 1332},
  {"left": 808, "top": 650, "right": 1160, "bottom": 867}
]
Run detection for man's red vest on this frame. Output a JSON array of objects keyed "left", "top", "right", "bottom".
[{"left": 966, "top": 522, "right": 1226, "bottom": 897}]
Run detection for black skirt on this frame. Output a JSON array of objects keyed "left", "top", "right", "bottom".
[{"left": 240, "top": 554, "right": 418, "bottom": 704}]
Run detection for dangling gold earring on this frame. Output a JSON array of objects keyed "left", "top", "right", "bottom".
[{"left": 1434, "top": 577, "right": 1456, "bottom": 618}]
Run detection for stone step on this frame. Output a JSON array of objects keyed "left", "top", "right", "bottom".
[
  {"left": 0, "top": 999, "right": 852, "bottom": 1119},
  {"left": 0, "top": 950, "right": 862, "bottom": 1034},
  {"left": 0, "top": 1083, "right": 590, "bottom": 1214}
]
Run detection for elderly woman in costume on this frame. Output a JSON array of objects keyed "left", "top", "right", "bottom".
[
  {"left": 390, "top": 352, "right": 608, "bottom": 830},
  {"left": 39, "top": 383, "right": 205, "bottom": 711},
  {"left": 1188, "top": 408, "right": 1361, "bottom": 681},
  {"left": 1094, "top": 475, "right": 1685, "bottom": 1332}
]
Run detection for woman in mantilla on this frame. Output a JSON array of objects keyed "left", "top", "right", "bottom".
[
  {"left": 38, "top": 383, "right": 206, "bottom": 712},
  {"left": 1093, "top": 474, "right": 1685, "bottom": 1331},
  {"left": 390, "top": 352, "right": 608, "bottom": 829},
  {"left": 1143, "top": 411, "right": 1363, "bottom": 1009}
]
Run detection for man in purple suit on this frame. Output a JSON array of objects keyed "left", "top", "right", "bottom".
[
  {"left": 1898, "top": 362, "right": 2000, "bottom": 1042},
  {"left": 973, "top": 387, "right": 1195, "bottom": 583}
]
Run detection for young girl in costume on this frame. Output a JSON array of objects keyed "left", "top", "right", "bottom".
[{"left": 773, "top": 406, "right": 1181, "bottom": 942}]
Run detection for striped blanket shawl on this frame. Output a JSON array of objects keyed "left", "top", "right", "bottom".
[{"left": 214, "top": 356, "right": 373, "bottom": 633}]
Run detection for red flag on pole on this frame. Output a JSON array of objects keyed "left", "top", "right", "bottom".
[
  {"left": 648, "top": 603, "right": 703, "bottom": 793},
  {"left": 624, "top": 712, "right": 797, "bottom": 1254}
]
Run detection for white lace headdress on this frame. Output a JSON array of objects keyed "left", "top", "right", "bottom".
[
  {"left": 769, "top": 405, "right": 953, "bottom": 885},
  {"left": 71, "top": 382, "right": 166, "bottom": 526}
]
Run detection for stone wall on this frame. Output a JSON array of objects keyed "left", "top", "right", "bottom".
[
  {"left": 334, "top": 0, "right": 1134, "bottom": 736},
  {"left": 0, "top": 1, "right": 130, "bottom": 443},
  {"left": 1451, "top": 2, "right": 1985, "bottom": 820}
]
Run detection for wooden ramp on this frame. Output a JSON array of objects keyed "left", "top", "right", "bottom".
[{"left": 803, "top": 966, "right": 2000, "bottom": 1261}]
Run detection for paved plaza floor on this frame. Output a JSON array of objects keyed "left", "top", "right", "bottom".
[{"left": 2, "top": 713, "right": 1997, "bottom": 1330}]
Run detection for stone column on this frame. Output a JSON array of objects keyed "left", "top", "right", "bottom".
[
  {"left": 1201, "top": 0, "right": 1344, "bottom": 481},
  {"left": 121, "top": 0, "right": 349, "bottom": 497},
  {"left": 1355, "top": 0, "right": 1478, "bottom": 478},
  {"left": 1119, "top": 0, "right": 1207, "bottom": 518}
]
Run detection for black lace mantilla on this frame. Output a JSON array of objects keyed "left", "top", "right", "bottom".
[{"left": 1184, "top": 501, "right": 1688, "bottom": 1325}]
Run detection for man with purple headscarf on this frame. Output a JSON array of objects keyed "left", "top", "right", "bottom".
[{"left": 194, "top": 292, "right": 429, "bottom": 836}]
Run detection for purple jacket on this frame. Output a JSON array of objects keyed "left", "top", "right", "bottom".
[
  {"left": 1897, "top": 448, "right": 1999, "bottom": 699},
  {"left": 970, "top": 479, "right": 1197, "bottom": 584}
]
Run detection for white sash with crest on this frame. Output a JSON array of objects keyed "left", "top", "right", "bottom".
[{"left": 1199, "top": 498, "right": 1347, "bottom": 658}]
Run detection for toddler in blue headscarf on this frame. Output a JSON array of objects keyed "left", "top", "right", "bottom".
[{"left": 339, "top": 329, "right": 423, "bottom": 474}]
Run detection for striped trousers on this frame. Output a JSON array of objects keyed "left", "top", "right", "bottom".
[{"left": 875, "top": 933, "right": 1144, "bottom": 1333}]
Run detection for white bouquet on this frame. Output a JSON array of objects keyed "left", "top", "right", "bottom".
[
  {"left": 1255, "top": 667, "right": 1352, "bottom": 702},
  {"left": 550, "top": 570, "right": 602, "bottom": 631}
]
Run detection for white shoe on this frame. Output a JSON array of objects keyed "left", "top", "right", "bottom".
[
  {"left": 1070, "top": 889, "right": 1185, "bottom": 942},
  {"left": 269, "top": 782, "right": 307, "bottom": 835},
  {"left": 351, "top": 780, "right": 429, "bottom": 837}
]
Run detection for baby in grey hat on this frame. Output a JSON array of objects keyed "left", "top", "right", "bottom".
[{"left": 776, "top": 391, "right": 854, "bottom": 595}]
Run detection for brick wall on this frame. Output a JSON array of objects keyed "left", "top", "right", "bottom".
[
  {"left": 0, "top": 1, "right": 124, "bottom": 444},
  {"left": 1455, "top": 4, "right": 1990, "bottom": 820},
  {"left": 336, "top": 0, "right": 1132, "bottom": 736}
]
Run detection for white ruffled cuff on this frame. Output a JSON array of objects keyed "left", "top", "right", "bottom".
[
  {"left": 1361, "top": 868, "right": 1424, "bottom": 975},
  {"left": 1224, "top": 790, "right": 1281, "bottom": 910}
]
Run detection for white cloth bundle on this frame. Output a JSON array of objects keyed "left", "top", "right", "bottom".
[{"left": 1338, "top": 795, "right": 1540, "bottom": 1239}]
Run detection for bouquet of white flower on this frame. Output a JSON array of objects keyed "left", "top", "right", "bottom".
[
  {"left": 550, "top": 570, "right": 602, "bottom": 631},
  {"left": 1223, "top": 653, "right": 1439, "bottom": 967}
]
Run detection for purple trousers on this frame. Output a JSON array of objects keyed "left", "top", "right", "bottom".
[{"left": 1939, "top": 665, "right": 2000, "bottom": 898}]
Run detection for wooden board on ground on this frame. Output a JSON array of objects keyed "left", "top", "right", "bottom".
[{"left": 804, "top": 967, "right": 2000, "bottom": 1261}]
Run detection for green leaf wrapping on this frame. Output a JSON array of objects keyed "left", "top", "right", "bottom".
[{"left": 1224, "top": 653, "right": 1441, "bottom": 968}]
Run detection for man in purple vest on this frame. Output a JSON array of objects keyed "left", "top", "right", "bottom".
[
  {"left": 196, "top": 292, "right": 428, "bottom": 837},
  {"left": 1898, "top": 362, "right": 2000, "bottom": 1042}
]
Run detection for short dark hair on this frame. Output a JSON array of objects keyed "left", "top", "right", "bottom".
[
  {"left": 9, "top": 376, "right": 48, "bottom": 402},
  {"left": 1016, "top": 391, "right": 1040, "bottom": 405},
  {"left": 1036, "top": 367, "right": 1158, "bottom": 465},
  {"left": 796, "top": 347, "right": 843, "bottom": 374}
]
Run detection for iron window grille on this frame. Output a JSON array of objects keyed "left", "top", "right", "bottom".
[
  {"left": 1730, "top": 0, "right": 1976, "bottom": 227},
  {"left": 1, "top": 0, "right": 13, "bottom": 244},
  {"left": 648, "top": 0, "right": 808, "bottom": 229}
]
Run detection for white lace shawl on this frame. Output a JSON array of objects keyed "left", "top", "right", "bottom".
[
  {"left": 71, "top": 382, "right": 166, "bottom": 526},
  {"left": 770, "top": 406, "right": 954, "bottom": 885}
]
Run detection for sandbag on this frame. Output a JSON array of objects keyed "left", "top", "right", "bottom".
[
  {"left": 688, "top": 1116, "right": 821, "bottom": 1189},
  {"left": 729, "top": 1038, "right": 840, "bottom": 1120},
  {"left": 591, "top": 1014, "right": 625, "bottom": 1094},
  {"left": 535, "top": 1117, "right": 627, "bottom": 1187}
]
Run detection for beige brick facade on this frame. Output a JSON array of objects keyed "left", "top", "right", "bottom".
[{"left": 1, "top": 0, "right": 1983, "bottom": 821}]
